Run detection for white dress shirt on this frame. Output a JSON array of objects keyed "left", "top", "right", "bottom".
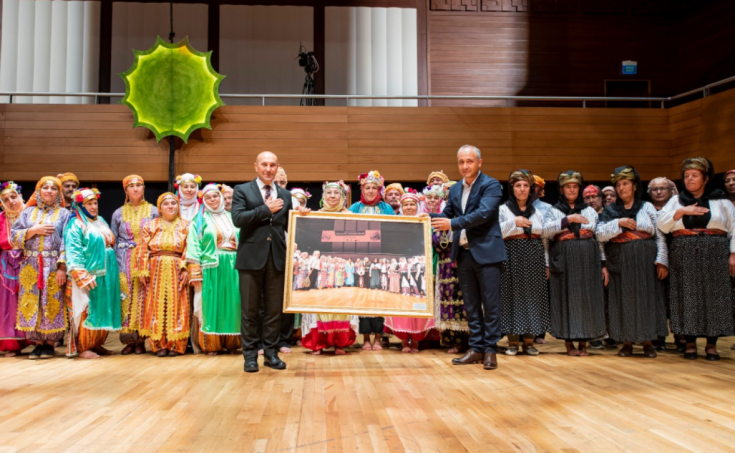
[
  {"left": 256, "top": 178, "right": 278, "bottom": 201},
  {"left": 459, "top": 177, "right": 476, "bottom": 246}
]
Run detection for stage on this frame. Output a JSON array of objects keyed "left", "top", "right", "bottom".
[
  {"left": 293, "top": 287, "right": 422, "bottom": 311},
  {"left": 2, "top": 335, "right": 735, "bottom": 452}
]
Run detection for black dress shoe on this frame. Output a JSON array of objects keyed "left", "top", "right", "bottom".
[
  {"left": 705, "top": 351, "right": 720, "bottom": 361},
  {"left": 683, "top": 351, "right": 698, "bottom": 360},
  {"left": 244, "top": 358, "right": 259, "bottom": 373},
  {"left": 483, "top": 352, "right": 498, "bottom": 370},
  {"left": 264, "top": 355, "right": 287, "bottom": 370},
  {"left": 40, "top": 344, "right": 55, "bottom": 359},
  {"left": 29, "top": 345, "right": 42, "bottom": 360},
  {"left": 452, "top": 350, "right": 483, "bottom": 365},
  {"left": 642, "top": 345, "right": 657, "bottom": 358}
]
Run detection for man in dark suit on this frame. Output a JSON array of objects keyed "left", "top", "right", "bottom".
[
  {"left": 231, "top": 151, "right": 309, "bottom": 372},
  {"left": 428, "top": 145, "right": 507, "bottom": 370}
]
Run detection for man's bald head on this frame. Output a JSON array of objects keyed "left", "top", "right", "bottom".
[
  {"left": 256, "top": 151, "right": 279, "bottom": 165},
  {"left": 254, "top": 151, "right": 280, "bottom": 184}
]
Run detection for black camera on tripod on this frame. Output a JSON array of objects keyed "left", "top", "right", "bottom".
[
  {"left": 297, "top": 44, "right": 319, "bottom": 106},
  {"left": 297, "top": 45, "right": 319, "bottom": 75}
]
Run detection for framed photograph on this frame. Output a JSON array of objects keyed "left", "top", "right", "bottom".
[{"left": 283, "top": 211, "right": 434, "bottom": 318}]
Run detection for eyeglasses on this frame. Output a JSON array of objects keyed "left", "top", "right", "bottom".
[{"left": 650, "top": 187, "right": 669, "bottom": 193}]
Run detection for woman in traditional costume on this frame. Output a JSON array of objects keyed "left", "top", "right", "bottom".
[
  {"left": 336, "top": 259, "right": 345, "bottom": 288},
  {"left": 356, "top": 260, "right": 365, "bottom": 288},
  {"left": 657, "top": 157, "right": 735, "bottom": 360},
  {"left": 389, "top": 259, "right": 400, "bottom": 293},
  {"left": 0, "top": 182, "right": 29, "bottom": 356},
  {"left": 175, "top": 173, "right": 202, "bottom": 222},
  {"left": 11, "top": 176, "right": 71, "bottom": 359},
  {"left": 424, "top": 184, "right": 468, "bottom": 353},
  {"left": 186, "top": 183, "right": 241, "bottom": 356},
  {"left": 290, "top": 188, "right": 311, "bottom": 210},
  {"left": 380, "top": 259, "right": 388, "bottom": 291},
  {"left": 498, "top": 170, "right": 550, "bottom": 357},
  {"left": 384, "top": 192, "right": 435, "bottom": 353},
  {"left": 318, "top": 256, "right": 329, "bottom": 288},
  {"left": 348, "top": 170, "right": 394, "bottom": 215},
  {"left": 597, "top": 166, "right": 669, "bottom": 358},
  {"left": 345, "top": 259, "right": 355, "bottom": 287},
  {"left": 369, "top": 259, "right": 381, "bottom": 290},
  {"left": 542, "top": 170, "right": 607, "bottom": 357},
  {"left": 301, "top": 181, "right": 359, "bottom": 355},
  {"left": 294, "top": 252, "right": 310, "bottom": 290},
  {"left": 327, "top": 258, "right": 336, "bottom": 288},
  {"left": 111, "top": 175, "right": 158, "bottom": 355},
  {"left": 136, "top": 193, "right": 199, "bottom": 357},
  {"left": 426, "top": 171, "right": 450, "bottom": 213},
  {"left": 64, "top": 188, "right": 122, "bottom": 359}
]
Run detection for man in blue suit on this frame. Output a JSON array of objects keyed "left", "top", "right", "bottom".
[{"left": 429, "top": 145, "right": 507, "bottom": 370}]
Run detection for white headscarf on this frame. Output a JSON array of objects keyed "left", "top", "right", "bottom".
[
  {"left": 201, "top": 184, "right": 236, "bottom": 249},
  {"left": 177, "top": 173, "right": 200, "bottom": 221}
]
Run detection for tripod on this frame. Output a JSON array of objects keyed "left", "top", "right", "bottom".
[{"left": 301, "top": 73, "right": 317, "bottom": 106}]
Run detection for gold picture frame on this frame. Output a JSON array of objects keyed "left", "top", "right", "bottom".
[{"left": 283, "top": 211, "right": 434, "bottom": 318}]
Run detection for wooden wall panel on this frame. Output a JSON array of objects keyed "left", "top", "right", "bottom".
[
  {"left": 428, "top": 9, "right": 677, "bottom": 105},
  {"left": 1, "top": 102, "right": 690, "bottom": 185},
  {"left": 669, "top": 88, "right": 735, "bottom": 176}
]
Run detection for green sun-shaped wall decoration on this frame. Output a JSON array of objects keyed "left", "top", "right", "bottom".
[{"left": 120, "top": 36, "right": 225, "bottom": 143}]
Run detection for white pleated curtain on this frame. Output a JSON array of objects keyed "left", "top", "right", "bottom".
[
  {"left": 0, "top": 0, "right": 100, "bottom": 104},
  {"left": 0, "top": 3, "right": 418, "bottom": 106},
  {"left": 326, "top": 7, "right": 418, "bottom": 107}
]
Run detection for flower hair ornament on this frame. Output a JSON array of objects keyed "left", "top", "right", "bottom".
[
  {"left": 73, "top": 188, "right": 101, "bottom": 205},
  {"left": 0, "top": 181, "right": 24, "bottom": 213},
  {"left": 290, "top": 188, "right": 312, "bottom": 205},
  {"left": 358, "top": 170, "right": 384, "bottom": 187},
  {"left": 422, "top": 184, "right": 446, "bottom": 199},
  {"left": 197, "top": 183, "right": 224, "bottom": 203},
  {"left": 71, "top": 188, "right": 101, "bottom": 221},
  {"left": 0, "top": 181, "right": 22, "bottom": 197},
  {"left": 173, "top": 173, "right": 203, "bottom": 190},
  {"left": 320, "top": 181, "right": 350, "bottom": 211}
]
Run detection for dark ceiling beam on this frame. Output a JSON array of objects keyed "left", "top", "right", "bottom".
[
  {"left": 97, "top": 0, "right": 113, "bottom": 103},
  {"left": 208, "top": 0, "right": 220, "bottom": 71}
]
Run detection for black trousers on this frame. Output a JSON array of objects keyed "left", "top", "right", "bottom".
[
  {"left": 240, "top": 251, "right": 284, "bottom": 358},
  {"left": 257, "top": 307, "right": 294, "bottom": 349},
  {"left": 456, "top": 248, "right": 502, "bottom": 354}
]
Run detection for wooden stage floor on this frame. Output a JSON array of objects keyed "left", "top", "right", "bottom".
[
  {"left": 293, "top": 287, "right": 423, "bottom": 310},
  {"left": 3, "top": 335, "right": 735, "bottom": 452}
]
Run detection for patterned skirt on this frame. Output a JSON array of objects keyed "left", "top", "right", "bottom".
[
  {"left": 669, "top": 235, "right": 734, "bottom": 337},
  {"left": 605, "top": 239, "right": 668, "bottom": 342},
  {"left": 500, "top": 238, "right": 550, "bottom": 336},
  {"left": 548, "top": 237, "right": 606, "bottom": 340}
]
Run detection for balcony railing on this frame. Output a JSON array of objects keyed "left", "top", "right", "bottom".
[{"left": 1, "top": 74, "right": 733, "bottom": 108}]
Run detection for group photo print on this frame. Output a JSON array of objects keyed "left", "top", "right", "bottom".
[{"left": 1, "top": 2, "right": 735, "bottom": 450}]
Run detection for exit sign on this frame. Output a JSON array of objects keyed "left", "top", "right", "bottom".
[{"left": 622, "top": 60, "right": 638, "bottom": 75}]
